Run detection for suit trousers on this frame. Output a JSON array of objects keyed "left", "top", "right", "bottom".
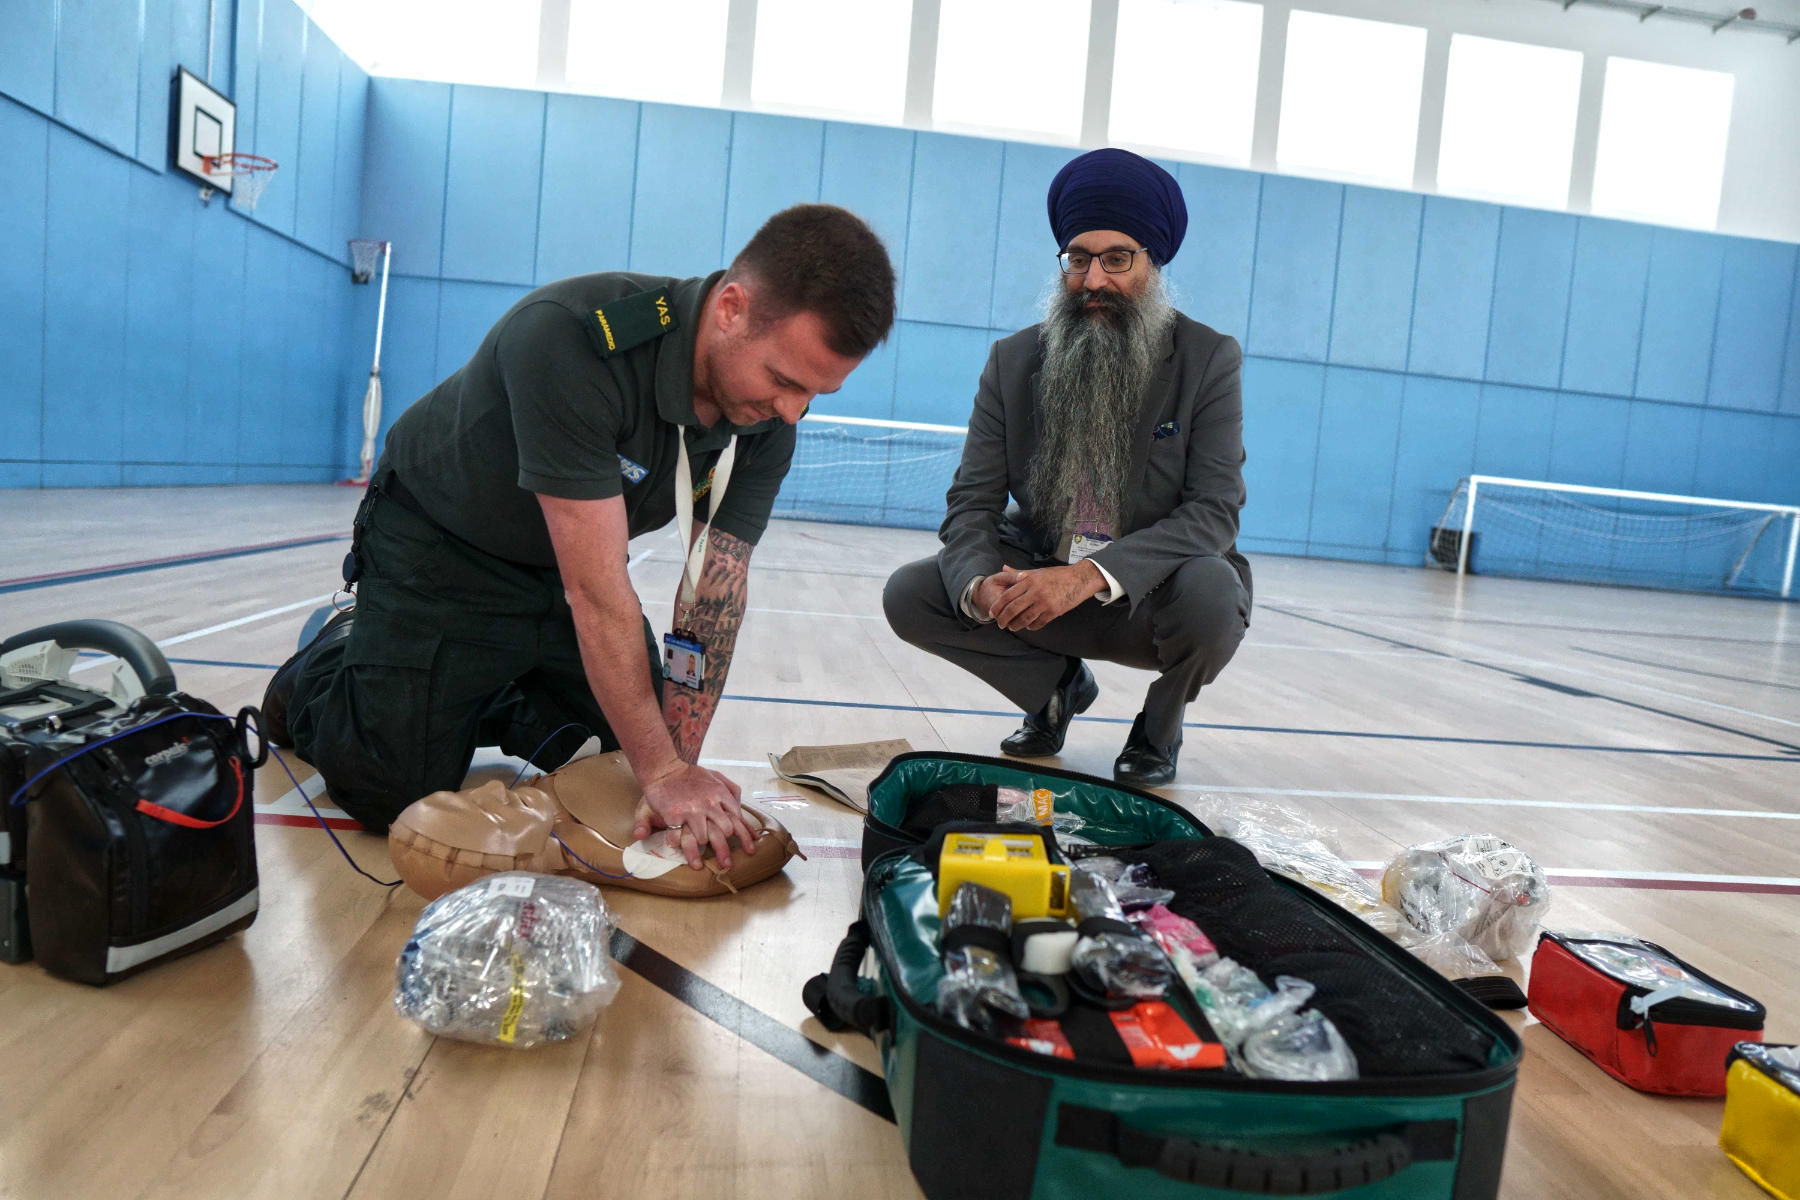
[
  {"left": 285, "top": 481, "right": 661, "bottom": 832},
  {"left": 882, "top": 548, "right": 1250, "bottom": 748}
]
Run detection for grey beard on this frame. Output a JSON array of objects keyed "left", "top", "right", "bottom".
[{"left": 1026, "top": 270, "right": 1175, "bottom": 541}]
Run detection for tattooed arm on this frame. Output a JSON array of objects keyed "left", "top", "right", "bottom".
[{"left": 662, "top": 524, "right": 751, "bottom": 763}]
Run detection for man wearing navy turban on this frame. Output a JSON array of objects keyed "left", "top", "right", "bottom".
[{"left": 884, "top": 148, "right": 1251, "bottom": 785}]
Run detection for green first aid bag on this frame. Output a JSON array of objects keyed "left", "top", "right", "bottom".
[{"left": 807, "top": 753, "right": 1522, "bottom": 1200}]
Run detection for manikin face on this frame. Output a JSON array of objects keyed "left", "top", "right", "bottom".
[
  {"left": 701, "top": 282, "right": 863, "bottom": 427},
  {"left": 1060, "top": 228, "right": 1156, "bottom": 319}
]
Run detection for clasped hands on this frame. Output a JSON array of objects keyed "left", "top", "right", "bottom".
[{"left": 976, "top": 561, "right": 1105, "bottom": 632}]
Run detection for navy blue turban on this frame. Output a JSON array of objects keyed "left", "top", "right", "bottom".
[{"left": 1046, "top": 148, "right": 1187, "bottom": 267}]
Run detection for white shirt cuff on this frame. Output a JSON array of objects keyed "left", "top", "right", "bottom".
[{"left": 1089, "top": 559, "right": 1124, "bottom": 604}]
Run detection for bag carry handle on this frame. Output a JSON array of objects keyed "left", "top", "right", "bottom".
[
  {"left": 0, "top": 619, "right": 176, "bottom": 697},
  {"left": 1055, "top": 1105, "right": 1458, "bottom": 1195},
  {"left": 135, "top": 757, "right": 245, "bottom": 830},
  {"left": 801, "top": 920, "right": 892, "bottom": 1038}
]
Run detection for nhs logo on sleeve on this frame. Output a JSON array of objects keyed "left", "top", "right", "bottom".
[{"left": 618, "top": 455, "right": 649, "bottom": 485}]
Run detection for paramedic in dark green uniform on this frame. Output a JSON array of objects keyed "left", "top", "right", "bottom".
[{"left": 263, "top": 205, "right": 896, "bottom": 870}]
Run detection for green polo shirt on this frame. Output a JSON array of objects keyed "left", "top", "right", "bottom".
[{"left": 383, "top": 271, "right": 796, "bottom": 568}]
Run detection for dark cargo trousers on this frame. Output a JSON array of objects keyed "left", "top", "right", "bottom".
[{"left": 286, "top": 478, "right": 661, "bottom": 832}]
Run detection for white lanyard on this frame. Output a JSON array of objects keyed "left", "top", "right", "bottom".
[{"left": 674, "top": 431, "right": 737, "bottom": 606}]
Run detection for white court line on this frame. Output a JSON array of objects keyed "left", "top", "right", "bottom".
[
  {"left": 1165, "top": 782, "right": 1800, "bottom": 821},
  {"left": 72, "top": 591, "right": 340, "bottom": 674}
]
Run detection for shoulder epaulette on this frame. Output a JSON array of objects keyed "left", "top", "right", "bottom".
[{"left": 587, "top": 287, "right": 679, "bottom": 359}]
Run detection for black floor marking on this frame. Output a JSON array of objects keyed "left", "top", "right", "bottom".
[
  {"left": 1517, "top": 676, "right": 1598, "bottom": 699},
  {"left": 1270, "top": 605, "right": 1796, "bottom": 648},
  {"left": 0, "top": 534, "right": 349, "bottom": 595},
  {"left": 1263, "top": 604, "right": 1800, "bottom": 756},
  {"left": 1573, "top": 646, "right": 1800, "bottom": 694},
  {"left": 609, "top": 929, "right": 895, "bottom": 1123}
]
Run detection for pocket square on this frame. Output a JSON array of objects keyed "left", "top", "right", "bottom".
[{"left": 1152, "top": 420, "right": 1180, "bottom": 441}]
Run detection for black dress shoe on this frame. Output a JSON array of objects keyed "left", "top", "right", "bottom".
[
  {"left": 1113, "top": 712, "right": 1181, "bottom": 786},
  {"left": 261, "top": 606, "right": 355, "bottom": 749},
  {"left": 1000, "top": 660, "right": 1098, "bottom": 758}
]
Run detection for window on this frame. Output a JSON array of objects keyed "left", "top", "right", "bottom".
[
  {"left": 1108, "top": 0, "right": 1261, "bottom": 163},
  {"left": 1437, "top": 35, "right": 1582, "bottom": 208},
  {"left": 1276, "top": 10, "right": 1426, "bottom": 187},
  {"left": 566, "top": 0, "right": 731, "bottom": 106},
  {"left": 751, "top": 0, "right": 912, "bottom": 123},
  {"left": 303, "top": 0, "right": 542, "bottom": 88},
  {"left": 933, "top": 0, "right": 1090, "bottom": 140},
  {"left": 1591, "top": 56, "right": 1733, "bottom": 230}
]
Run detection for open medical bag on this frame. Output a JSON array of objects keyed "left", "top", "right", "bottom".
[
  {"left": 1526, "top": 931, "right": 1764, "bottom": 1097},
  {"left": 809, "top": 753, "right": 1522, "bottom": 1200},
  {"left": 1, "top": 620, "right": 261, "bottom": 985},
  {"left": 1720, "top": 1043, "right": 1800, "bottom": 1200}
]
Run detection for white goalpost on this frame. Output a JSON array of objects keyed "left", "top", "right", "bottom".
[
  {"left": 1431, "top": 475, "right": 1800, "bottom": 598},
  {"left": 346, "top": 239, "right": 393, "bottom": 487}
]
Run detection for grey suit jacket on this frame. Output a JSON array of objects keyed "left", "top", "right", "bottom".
[{"left": 937, "top": 312, "right": 1251, "bottom": 615}]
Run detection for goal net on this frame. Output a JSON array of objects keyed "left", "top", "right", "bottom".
[
  {"left": 771, "top": 415, "right": 968, "bottom": 530},
  {"left": 1429, "top": 475, "right": 1800, "bottom": 597}
]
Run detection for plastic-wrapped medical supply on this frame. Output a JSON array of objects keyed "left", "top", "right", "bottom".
[
  {"left": 937, "top": 882, "right": 1030, "bottom": 1035},
  {"left": 1194, "top": 799, "right": 1405, "bottom": 938},
  {"left": 395, "top": 872, "right": 620, "bottom": 1047},
  {"left": 1131, "top": 903, "right": 1219, "bottom": 967},
  {"left": 994, "top": 786, "right": 1092, "bottom": 842},
  {"left": 1067, "top": 867, "right": 1172, "bottom": 1001},
  {"left": 1071, "top": 857, "right": 1175, "bottom": 912},
  {"left": 1381, "top": 835, "right": 1551, "bottom": 961},
  {"left": 1183, "top": 959, "right": 1357, "bottom": 1081}
]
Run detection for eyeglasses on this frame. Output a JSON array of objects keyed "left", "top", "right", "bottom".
[{"left": 1057, "top": 247, "right": 1150, "bottom": 275}]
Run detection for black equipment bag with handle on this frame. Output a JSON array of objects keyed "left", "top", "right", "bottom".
[{"left": 0, "top": 620, "right": 262, "bottom": 985}]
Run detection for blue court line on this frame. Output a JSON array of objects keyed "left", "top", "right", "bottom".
[
  {"left": 77, "top": 652, "right": 291, "bottom": 672},
  {"left": 1573, "top": 646, "right": 1800, "bottom": 695},
  {"left": 0, "top": 535, "right": 349, "bottom": 596}
]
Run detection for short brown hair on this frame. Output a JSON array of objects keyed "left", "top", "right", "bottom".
[{"left": 727, "top": 204, "right": 896, "bottom": 359}]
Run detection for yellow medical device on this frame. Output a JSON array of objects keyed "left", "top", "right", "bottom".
[{"left": 937, "top": 833, "right": 1070, "bottom": 919}]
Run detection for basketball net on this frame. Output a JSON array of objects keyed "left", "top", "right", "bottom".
[{"left": 201, "top": 153, "right": 278, "bottom": 211}]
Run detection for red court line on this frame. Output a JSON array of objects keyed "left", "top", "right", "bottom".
[
  {"left": 0, "top": 533, "right": 345, "bottom": 588},
  {"left": 256, "top": 813, "right": 364, "bottom": 831}
]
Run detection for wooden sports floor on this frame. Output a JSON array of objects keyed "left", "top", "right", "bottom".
[{"left": 2, "top": 483, "right": 1795, "bottom": 1200}]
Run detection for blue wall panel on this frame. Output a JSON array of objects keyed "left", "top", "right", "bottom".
[
  {"left": 1408, "top": 197, "right": 1500, "bottom": 380},
  {"left": 989, "top": 142, "right": 1070, "bottom": 332},
  {"left": 819, "top": 122, "right": 914, "bottom": 289},
  {"left": 0, "top": 102, "right": 48, "bottom": 467},
  {"left": 1708, "top": 239, "right": 1796, "bottom": 412},
  {"left": 1240, "top": 357, "right": 1325, "bottom": 547},
  {"left": 332, "top": 59, "right": 368, "bottom": 258},
  {"left": 1636, "top": 228, "right": 1724, "bottom": 404},
  {"left": 1768, "top": 417, "right": 1800, "bottom": 500},
  {"left": 1168, "top": 163, "right": 1259, "bottom": 343},
  {"left": 1560, "top": 218, "right": 1651, "bottom": 396},
  {"left": 281, "top": 253, "right": 337, "bottom": 466},
  {"left": 892, "top": 322, "right": 994, "bottom": 428},
  {"left": 372, "top": 278, "right": 443, "bottom": 446},
  {"left": 236, "top": 229, "right": 291, "bottom": 463},
  {"left": 56, "top": 0, "right": 141, "bottom": 155},
  {"left": 1485, "top": 208, "right": 1576, "bottom": 389},
  {"left": 536, "top": 94, "right": 637, "bottom": 282},
  {"left": 1785, "top": 266, "right": 1800, "bottom": 418},
  {"left": 1547, "top": 393, "right": 1629, "bottom": 490},
  {"left": 293, "top": 20, "right": 341, "bottom": 253},
  {"left": 815, "top": 336, "right": 899, "bottom": 422},
  {"left": 1387, "top": 376, "right": 1480, "bottom": 557},
  {"left": 0, "top": 2, "right": 56, "bottom": 114},
  {"left": 42, "top": 130, "right": 130, "bottom": 465},
  {"left": 245, "top": 0, "right": 304, "bottom": 234},
  {"left": 134, "top": 0, "right": 172, "bottom": 168},
  {"left": 1247, "top": 176, "right": 1341, "bottom": 362},
  {"left": 723, "top": 113, "right": 823, "bottom": 261},
  {"left": 1473, "top": 385, "right": 1556, "bottom": 481},
  {"left": 184, "top": 213, "right": 246, "bottom": 468},
  {"left": 1693, "top": 409, "right": 1774, "bottom": 503},
  {"left": 230, "top": 0, "right": 261, "bottom": 176},
  {"left": 901, "top": 133, "right": 1003, "bottom": 325},
  {"left": 362, "top": 80, "right": 452, "bottom": 277},
  {"left": 170, "top": 0, "right": 211, "bottom": 95},
  {"left": 1309, "top": 367, "right": 1403, "bottom": 551},
  {"left": 435, "top": 281, "right": 529, "bottom": 380},
  {"left": 1328, "top": 188, "right": 1420, "bottom": 372},
  {"left": 441, "top": 87, "right": 544, "bottom": 285},
  {"left": 122, "top": 165, "right": 195, "bottom": 464},
  {"left": 629, "top": 104, "right": 731, "bottom": 278},
  {"left": 1619, "top": 402, "right": 1701, "bottom": 497}
]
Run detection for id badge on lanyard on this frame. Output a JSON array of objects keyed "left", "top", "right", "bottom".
[{"left": 664, "top": 431, "right": 737, "bottom": 690}]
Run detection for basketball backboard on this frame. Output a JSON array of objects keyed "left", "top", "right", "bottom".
[{"left": 172, "top": 67, "right": 236, "bottom": 195}]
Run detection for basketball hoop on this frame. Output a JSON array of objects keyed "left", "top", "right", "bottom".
[
  {"left": 201, "top": 152, "right": 278, "bottom": 211},
  {"left": 349, "top": 239, "right": 389, "bottom": 285}
]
